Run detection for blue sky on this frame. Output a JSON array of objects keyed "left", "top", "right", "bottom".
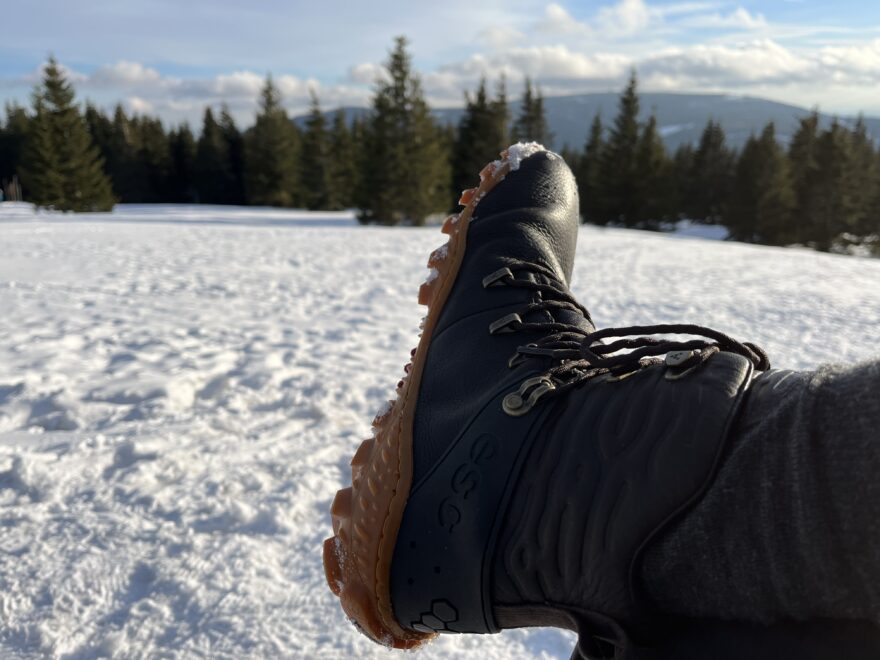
[{"left": 3, "top": 0, "right": 880, "bottom": 126}]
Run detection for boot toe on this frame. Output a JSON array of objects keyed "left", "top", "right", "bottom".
[{"left": 472, "top": 148, "right": 579, "bottom": 226}]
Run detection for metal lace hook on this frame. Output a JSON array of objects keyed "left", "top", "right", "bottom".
[{"left": 502, "top": 376, "right": 556, "bottom": 416}]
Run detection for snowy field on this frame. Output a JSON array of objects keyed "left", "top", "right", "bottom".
[{"left": 0, "top": 203, "right": 878, "bottom": 659}]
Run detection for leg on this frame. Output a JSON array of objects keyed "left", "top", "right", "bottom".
[{"left": 642, "top": 359, "right": 880, "bottom": 624}]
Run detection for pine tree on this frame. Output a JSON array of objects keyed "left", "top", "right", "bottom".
[
  {"left": 511, "top": 78, "right": 551, "bottom": 145},
  {"left": 106, "top": 105, "right": 141, "bottom": 201},
  {"left": 788, "top": 112, "right": 822, "bottom": 244},
  {"left": 0, "top": 103, "right": 30, "bottom": 196},
  {"left": 689, "top": 120, "right": 734, "bottom": 223},
  {"left": 452, "top": 78, "right": 509, "bottom": 210},
  {"left": 328, "top": 110, "right": 358, "bottom": 209},
  {"left": 559, "top": 145, "right": 580, "bottom": 172},
  {"left": 359, "top": 36, "right": 449, "bottom": 225},
  {"left": 219, "top": 106, "right": 245, "bottom": 205},
  {"left": 84, "top": 103, "right": 114, "bottom": 181},
  {"left": 491, "top": 76, "right": 511, "bottom": 149},
  {"left": 194, "top": 108, "right": 235, "bottom": 203},
  {"left": 670, "top": 143, "right": 695, "bottom": 221},
  {"left": 300, "top": 89, "right": 333, "bottom": 210},
  {"left": 866, "top": 151, "right": 880, "bottom": 240},
  {"left": 20, "top": 57, "right": 115, "bottom": 211},
  {"left": 601, "top": 71, "right": 641, "bottom": 225},
  {"left": 135, "top": 115, "right": 172, "bottom": 202},
  {"left": 812, "top": 121, "right": 858, "bottom": 249},
  {"left": 244, "top": 75, "right": 300, "bottom": 207},
  {"left": 168, "top": 124, "right": 197, "bottom": 202},
  {"left": 634, "top": 114, "right": 670, "bottom": 228},
  {"left": 727, "top": 123, "right": 794, "bottom": 244},
  {"left": 577, "top": 113, "right": 605, "bottom": 224},
  {"left": 848, "top": 116, "right": 876, "bottom": 236}
]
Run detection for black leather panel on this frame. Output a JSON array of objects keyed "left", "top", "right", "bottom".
[
  {"left": 391, "top": 387, "right": 556, "bottom": 634},
  {"left": 492, "top": 353, "right": 754, "bottom": 634},
  {"left": 413, "top": 151, "right": 583, "bottom": 483}
]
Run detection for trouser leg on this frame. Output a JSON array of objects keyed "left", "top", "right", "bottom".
[{"left": 641, "top": 359, "right": 880, "bottom": 624}]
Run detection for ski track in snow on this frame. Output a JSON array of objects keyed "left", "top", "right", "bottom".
[{"left": 0, "top": 203, "right": 877, "bottom": 659}]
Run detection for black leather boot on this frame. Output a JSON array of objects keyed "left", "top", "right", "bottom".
[{"left": 323, "top": 145, "right": 770, "bottom": 656}]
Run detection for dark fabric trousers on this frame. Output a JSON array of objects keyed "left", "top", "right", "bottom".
[{"left": 642, "top": 358, "right": 880, "bottom": 626}]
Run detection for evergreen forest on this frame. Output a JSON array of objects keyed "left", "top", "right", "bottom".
[{"left": 2, "top": 38, "right": 880, "bottom": 254}]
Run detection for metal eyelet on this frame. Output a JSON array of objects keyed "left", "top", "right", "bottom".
[
  {"left": 503, "top": 376, "right": 556, "bottom": 416},
  {"left": 482, "top": 267, "right": 514, "bottom": 288},
  {"left": 489, "top": 313, "right": 522, "bottom": 335}
]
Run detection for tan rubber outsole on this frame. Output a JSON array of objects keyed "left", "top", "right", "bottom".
[{"left": 322, "top": 149, "right": 518, "bottom": 648}]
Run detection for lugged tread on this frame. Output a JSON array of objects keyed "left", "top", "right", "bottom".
[{"left": 322, "top": 146, "right": 520, "bottom": 648}]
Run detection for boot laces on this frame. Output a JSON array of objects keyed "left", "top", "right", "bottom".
[{"left": 485, "top": 259, "right": 771, "bottom": 416}]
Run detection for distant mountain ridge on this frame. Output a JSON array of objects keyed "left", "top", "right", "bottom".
[{"left": 294, "top": 92, "right": 880, "bottom": 151}]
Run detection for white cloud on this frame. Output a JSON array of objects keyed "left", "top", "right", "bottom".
[
  {"left": 7, "top": 58, "right": 372, "bottom": 126},
  {"left": 478, "top": 24, "right": 528, "bottom": 50},
  {"left": 597, "top": 0, "right": 652, "bottom": 35},
  {"left": 680, "top": 7, "right": 768, "bottom": 30},
  {"left": 210, "top": 71, "right": 264, "bottom": 98},
  {"left": 126, "top": 96, "right": 154, "bottom": 114},
  {"left": 347, "top": 62, "right": 387, "bottom": 85},
  {"left": 819, "top": 39, "right": 880, "bottom": 77},
  {"left": 537, "top": 3, "right": 592, "bottom": 36},
  {"left": 640, "top": 40, "right": 814, "bottom": 87},
  {"left": 89, "top": 61, "right": 166, "bottom": 89}
]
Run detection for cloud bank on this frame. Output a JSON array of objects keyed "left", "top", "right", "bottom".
[{"left": 3, "top": 0, "right": 880, "bottom": 127}]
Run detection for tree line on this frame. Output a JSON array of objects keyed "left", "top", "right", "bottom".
[
  {"left": 562, "top": 75, "right": 880, "bottom": 250},
  {"left": 2, "top": 38, "right": 879, "bottom": 252}
]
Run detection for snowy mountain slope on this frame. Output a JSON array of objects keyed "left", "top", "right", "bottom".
[{"left": 0, "top": 204, "right": 877, "bottom": 659}]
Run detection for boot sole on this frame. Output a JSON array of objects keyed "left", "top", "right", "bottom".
[{"left": 322, "top": 149, "right": 520, "bottom": 648}]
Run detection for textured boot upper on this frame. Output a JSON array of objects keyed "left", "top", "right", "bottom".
[
  {"left": 412, "top": 150, "right": 584, "bottom": 484},
  {"left": 390, "top": 149, "right": 762, "bottom": 656}
]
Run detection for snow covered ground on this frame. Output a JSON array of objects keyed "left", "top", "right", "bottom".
[{"left": 0, "top": 203, "right": 878, "bottom": 659}]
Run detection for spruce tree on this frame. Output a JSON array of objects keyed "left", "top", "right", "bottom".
[
  {"left": 727, "top": 123, "right": 793, "bottom": 244},
  {"left": 452, "top": 78, "right": 509, "bottom": 211},
  {"left": 244, "top": 75, "right": 300, "bottom": 207},
  {"left": 634, "top": 114, "right": 670, "bottom": 228},
  {"left": 20, "top": 57, "right": 115, "bottom": 211},
  {"left": 84, "top": 103, "right": 114, "bottom": 181},
  {"left": 600, "top": 71, "right": 641, "bottom": 225},
  {"left": 359, "top": 36, "right": 449, "bottom": 225},
  {"left": 848, "top": 116, "right": 876, "bottom": 236},
  {"left": 168, "top": 124, "right": 197, "bottom": 202},
  {"left": 0, "top": 104, "right": 29, "bottom": 196},
  {"left": 577, "top": 113, "right": 605, "bottom": 224},
  {"left": 866, "top": 152, "right": 880, "bottom": 240},
  {"left": 135, "top": 115, "right": 171, "bottom": 202},
  {"left": 511, "top": 78, "right": 551, "bottom": 145},
  {"left": 670, "top": 144, "right": 695, "bottom": 221},
  {"left": 194, "top": 108, "right": 235, "bottom": 203},
  {"left": 107, "top": 105, "right": 140, "bottom": 201},
  {"left": 788, "top": 112, "right": 822, "bottom": 244},
  {"left": 690, "top": 120, "right": 734, "bottom": 223},
  {"left": 300, "top": 89, "right": 333, "bottom": 210},
  {"left": 328, "top": 109, "right": 358, "bottom": 209},
  {"left": 219, "top": 106, "right": 245, "bottom": 205},
  {"left": 491, "top": 76, "right": 511, "bottom": 149},
  {"left": 812, "top": 121, "right": 858, "bottom": 249}
]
